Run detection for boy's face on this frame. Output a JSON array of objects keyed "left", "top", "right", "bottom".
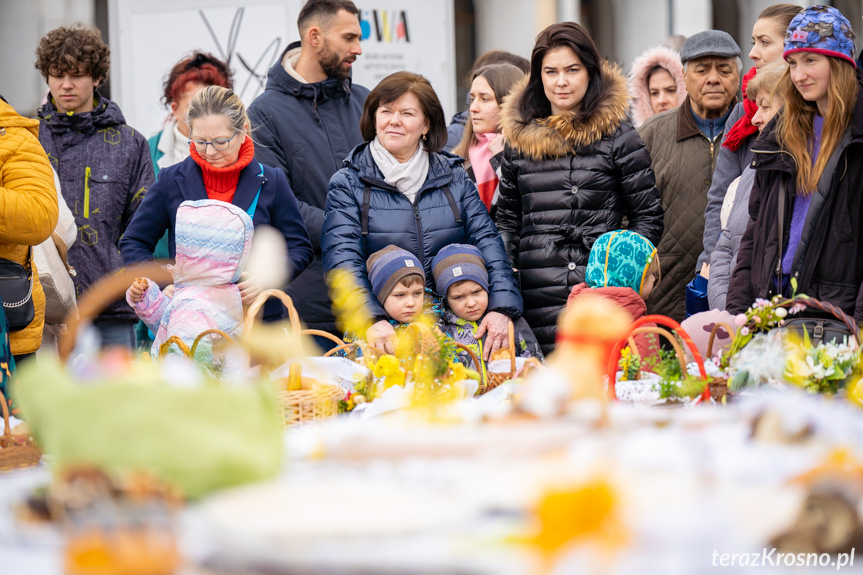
[
  {"left": 446, "top": 280, "right": 488, "bottom": 322},
  {"left": 47, "top": 65, "right": 98, "bottom": 115},
  {"left": 383, "top": 280, "right": 424, "bottom": 324}
]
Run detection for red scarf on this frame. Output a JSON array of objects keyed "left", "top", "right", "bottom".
[
  {"left": 722, "top": 67, "right": 758, "bottom": 152},
  {"left": 468, "top": 133, "right": 499, "bottom": 210},
  {"left": 189, "top": 137, "right": 255, "bottom": 203}
]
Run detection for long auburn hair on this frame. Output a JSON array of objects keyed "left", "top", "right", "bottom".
[
  {"left": 519, "top": 21, "right": 603, "bottom": 122},
  {"left": 452, "top": 63, "right": 525, "bottom": 162},
  {"left": 775, "top": 56, "right": 858, "bottom": 194}
]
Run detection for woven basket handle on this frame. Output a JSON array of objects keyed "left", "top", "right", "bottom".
[
  {"left": 58, "top": 262, "right": 173, "bottom": 362},
  {"left": 322, "top": 341, "right": 386, "bottom": 371},
  {"left": 501, "top": 319, "right": 516, "bottom": 372},
  {"left": 453, "top": 342, "right": 485, "bottom": 384},
  {"left": 706, "top": 321, "right": 736, "bottom": 358},
  {"left": 190, "top": 328, "right": 234, "bottom": 358},
  {"left": 607, "top": 315, "right": 709, "bottom": 402},
  {"left": 778, "top": 296, "right": 860, "bottom": 344},
  {"left": 627, "top": 327, "right": 687, "bottom": 375},
  {"left": 159, "top": 335, "right": 192, "bottom": 358},
  {"left": 244, "top": 289, "right": 301, "bottom": 334},
  {"left": 0, "top": 389, "right": 10, "bottom": 446},
  {"left": 301, "top": 329, "right": 345, "bottom": 349}
]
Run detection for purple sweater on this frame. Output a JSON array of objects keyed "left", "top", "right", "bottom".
[{"left": 781, "top": 115, "right": 823, "bottom": 276}]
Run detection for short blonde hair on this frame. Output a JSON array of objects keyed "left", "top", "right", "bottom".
[{"left": 187, "top": 85, "right": 249, "bottom": 136}]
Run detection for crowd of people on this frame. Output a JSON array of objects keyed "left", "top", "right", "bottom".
[{"left": 3, "top": 0, "right": 863, "bottom": 376}]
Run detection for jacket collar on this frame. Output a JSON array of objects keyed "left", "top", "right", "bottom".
[
  {"left": 175, "top": 156, "right": 266, "bottom": 213},
  {"left": 501, "top": 60, "right": 632, "bottom": 160},
  {"left": 37, "top": 91, "right": 125, "bottom": 134},
  {"left": 343, "top": 142, "right": 458, "bottom": 194},
  {"left": 675, "top": 95, "right": 738, "bottom": 142},
  {"left": 264, "top": 42, "right": 354, "bottom": 103}
]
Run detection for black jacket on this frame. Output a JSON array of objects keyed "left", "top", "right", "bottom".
[
  {"left": 322, "top": 143, "right": 523, "bottom": 321},
  {"left": 248, "top": 43, "right": 369, "bottom": 332},
  {"left": 496, "top": 64, "right": 664, "bottom": 354},
  {"left": 727, "top": 79, "right": 863, "bottom": 321}
]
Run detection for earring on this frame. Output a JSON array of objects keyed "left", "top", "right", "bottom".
[{"left": 422, "top": 133, "right": 427, "bottom": 141}]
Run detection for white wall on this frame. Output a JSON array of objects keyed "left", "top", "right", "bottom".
[{"left": 0, "top": 0, "right": 94, "bottom": 116}]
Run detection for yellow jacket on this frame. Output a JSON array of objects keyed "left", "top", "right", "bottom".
[{"left": 0, "top": 99, "right": 59, "bottom": 354}]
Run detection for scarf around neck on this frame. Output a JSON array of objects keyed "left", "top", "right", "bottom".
[
  {"left": 468, "top": 133, "right": 498, "bottom": 210},
  {"left": 369, "top": 136, "right": 429, "bottom": 203},
  {"left": 190, "top": 137, "right": 255, "bottom": 204},
  {"left": 722, "top": 67, "right": 759, "bottom": 151}
]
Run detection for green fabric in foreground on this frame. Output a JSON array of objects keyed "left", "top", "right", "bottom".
[{"left": 13, "top": 356, "right": 283, "bottom": 499}]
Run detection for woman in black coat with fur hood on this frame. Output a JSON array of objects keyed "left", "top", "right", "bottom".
[{"left": 496, "top": 22, "right": 664, "bottom": 354}]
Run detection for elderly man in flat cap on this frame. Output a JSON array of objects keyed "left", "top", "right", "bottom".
[{"left": 638, "top": 30, "right": 741, "bottom": 322}]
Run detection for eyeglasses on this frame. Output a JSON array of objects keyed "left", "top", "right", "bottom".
[{"left": 188, "top": 129, "right": 239, "bottom": 152}]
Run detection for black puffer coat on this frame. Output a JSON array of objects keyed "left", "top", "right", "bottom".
[
  {"left": 496, "top": 63, "right": 664, "bottom": 354},
  {"left": 322, "top": 143, "right": 523, "bottom": 322},
  {"left": 727, "top": 79, "right": 863, "bottom": 321}
]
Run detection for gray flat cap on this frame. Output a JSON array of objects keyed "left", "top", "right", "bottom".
[{"left": 680, "top": 30, "right": 741, "bottom": 63}]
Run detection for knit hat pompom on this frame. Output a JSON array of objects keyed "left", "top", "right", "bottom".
[
  {"left": 585, "top": 230, "right": 657, "bottom": 294},
  {"left": 431, "top": 244, "right": 489, "bottom": 297},
  {"left": 784, "top": 5, "right": 857, "bottom": 68},
  {"left": 367, "top": 245, "right": 425, "bottom": 304}
]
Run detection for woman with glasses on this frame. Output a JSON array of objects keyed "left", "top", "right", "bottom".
[{"left": 121, "top": 86, "right": 313, "bottom": 308}]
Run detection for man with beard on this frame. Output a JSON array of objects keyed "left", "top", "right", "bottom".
[{"left": 248, "top": 0, "right": 367, "bottom": 341}]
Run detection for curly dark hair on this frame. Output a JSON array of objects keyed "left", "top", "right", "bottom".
[
  {"left": 161, "top": 52, "right": 233, "bottom": 108},
  {"left": 34, "top": 24, "right": 110, "bottom": 83}
]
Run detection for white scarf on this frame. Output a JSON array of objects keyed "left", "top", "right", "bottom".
[
  {"left": 369, "top": 136, "right": 429, "bottom": 203},
  {"left": 156, "top": 119, "right": 191, "bottom": 171}
]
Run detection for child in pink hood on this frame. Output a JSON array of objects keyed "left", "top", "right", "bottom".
[
  {"left": 567, "top": 230, "right": 660, "bottom": 355},
  {"left": 127, "top": 199, "right": 253, "bottom": 368}
]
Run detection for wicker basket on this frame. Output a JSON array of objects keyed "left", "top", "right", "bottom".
[
  {"left": 0, "top": 389, "right": 41, "bottom": 472},
  {"left": 607, "top": 315, "right": 710, "bottom": 403},
  {"left": 775, "top": 296, "right": 860, "bottom": 346},
  {"left": 479, "top": 320, "right": 516, "bottom": 394},
  {"left": 245, "top": 289, "right": 349, "bottom": 426},
  {"left": 277, "top": 380, "right": 347, "bottom": 427}
]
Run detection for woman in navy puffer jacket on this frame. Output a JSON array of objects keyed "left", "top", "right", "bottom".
[{"left": 322, "top": 71, "right": 522, "bottom": 357}]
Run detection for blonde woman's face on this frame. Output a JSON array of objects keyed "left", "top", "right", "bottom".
[
  {"left": 751, "top": 92, "right": 779, "bottom": 132},
  {"left": 189, "top": 114, "right": 245, "bottom": 168}
]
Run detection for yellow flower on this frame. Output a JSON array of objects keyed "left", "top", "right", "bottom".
[
  {"left": 523, "top": 480, "right": 628, "bottom": 570},
  {"left": 372, "top": 355, "right": 405, "bottom": 389},
  {"left": 848, "top": 376, "right": 863, "bottom": 408},
  {"left": 328, "top": 269, "right": 372, "bottom": 337}
]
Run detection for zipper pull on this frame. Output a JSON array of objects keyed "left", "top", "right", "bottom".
[{"left": 84, "top": 167, "right": 91, "bottom": 219}]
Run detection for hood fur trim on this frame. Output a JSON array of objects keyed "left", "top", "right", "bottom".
[
  {"left": 501, "top": 61, "right": 632, "bottom": 161},
  {"left": 628, "top": 45, "right": 687, "bottom": 128}
]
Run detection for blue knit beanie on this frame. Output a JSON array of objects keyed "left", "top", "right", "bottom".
[
  {"left": 431, "top": 244, "right": 489, "bottom": 296},
  {"left": 784, "top": 5, "right": 856, "bottom": 68},
  {"left": 367, "top": 245, "right": 425, "bottom": 304},
  {"left": 585, "top": 230, "right": 657, "bottom": 294}
]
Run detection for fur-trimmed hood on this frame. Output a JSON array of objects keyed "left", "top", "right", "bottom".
[
  {"left": 628, "top": 45, "right": 686, "bottom": 128},
  {"left": 501, "top": 60, "right": 632, "bottom": 161}
]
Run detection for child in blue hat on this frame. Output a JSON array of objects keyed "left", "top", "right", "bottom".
[{"left": 432, "top": 244, "right": 542, "bottom": 377}]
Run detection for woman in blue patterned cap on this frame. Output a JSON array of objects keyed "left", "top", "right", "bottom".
[{"left": 727, "top": 5, "right": 863, "bottom": 322}]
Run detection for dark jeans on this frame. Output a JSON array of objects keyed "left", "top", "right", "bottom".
[{"left": 92, "top": 318, "right": 137, "bottom": 350}]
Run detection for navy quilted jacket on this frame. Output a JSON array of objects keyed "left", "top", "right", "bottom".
[{"left": 322, "top": 143, "right": 523, "bottom": 321}]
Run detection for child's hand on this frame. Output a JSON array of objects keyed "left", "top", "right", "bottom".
[{"left": 128, "top": 279, "right": 148, "bottom": 304}]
